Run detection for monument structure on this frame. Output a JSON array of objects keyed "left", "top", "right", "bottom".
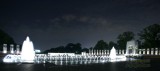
[{"left": 125, "top": 40, "right": 138, "bottom": 56}]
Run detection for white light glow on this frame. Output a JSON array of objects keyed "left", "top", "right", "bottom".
[
  {"left": 3, "top": 44, "right": 7, "bottom": 54},
  {"left": 109, "top": 46, "right": 116, "bottom": 60},
  {"left": 21, "top": 36, "right": 35, "bottom": 62},
  {"left": 3, "top": 37, "right": 129, "bottom": 64},
  {"left": 35, "top": 49, "right": 41, "bottom": 53},
  {"left": 3, "top": 54, "right": 21, "bottom": 63}
]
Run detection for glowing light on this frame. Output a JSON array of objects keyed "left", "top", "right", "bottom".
[
  {"left": 3, "top": 44, "right": 7, "bottom": 54},
  {"left": 21, "top": 36, "right": 35, "bottom": 62},
  {"left": 35, "top": 49, "right": 41, "bottom": 53},
  {"left": 109, "top": 46, "right": 116, "bottom": 60},
  {"left": 3, "top": 54, "right": 21, "bottom": 63},
  {"left": 3, "top": 37, "right": 128, "bottom": 64},
  {"left": 10, "top": 44, "right": 14, "bottom": 54}
]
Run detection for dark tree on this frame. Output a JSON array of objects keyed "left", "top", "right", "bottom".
[
  {"left": 139, "top": 24, "right": 160, "bottom": 48},
  {"left": 65, "top": 43, "right": 75, "bottom": 53},
  {"left": 0, "top": 29, "right": 15, "bottom": 51},
  {"left": 117, "top": 31, "right": 134, "bottom": 49},
  {"left": 56, "top": 46, "right": 65, "bottom": 52},
  {"left": 74, "top": 43, "right": 82, "bottom": 54},
  {"left": 81, "top": 48, "right": 89, "bottom": 53},
  {"left": 65, "top": 43, "right": 82, "bottom": 53},
  {"left": 94, "top": 40, "right": 108, "bottom": 50},
  {"left": 108, "top": 41, "right": 118, "bottom": 49},
  {"left": 43, "top": 43, "right": 82, "bottom": 53}
]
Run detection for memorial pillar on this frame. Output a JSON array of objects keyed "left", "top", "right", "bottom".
[
  {"left": 16, "top": 45, "right": 20, "bottom": 54},
  {"left": 155, "top": 48, "right": 158, "bottom": 55},
  {"left": 3, "top": 44, "right": 7, "bottom": 53},
  {"left": 151, "top": 48, "right": 154, "bottom": 55},
  {"left": 10, "top": 44, "right": 14, "bottom": 54},
  {"left": 147, "top": 48, "right": 150, "bottom": 55},
  {"left": 139, "top": 49, "right": 141, "bottom": 54}
]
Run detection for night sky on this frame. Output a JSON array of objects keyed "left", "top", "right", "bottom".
[{"left": 0, "top": 0, "right": 160, "bottom": 51}]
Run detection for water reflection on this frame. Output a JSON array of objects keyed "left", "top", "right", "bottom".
[{"left": 35, "top": 58, "right": 127, "bottom": 65}]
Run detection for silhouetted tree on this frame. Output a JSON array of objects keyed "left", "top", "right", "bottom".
[
  {"left": 94, "top": 40, "right": 108, "bottom": 50},
  {"left": 0, "top": 29, "right": 15, "bottom": 51},
  {"left": 81, "top": 48, "right": 89, "bottom": 53},
  {"left": 65, "top": 43, "right": 82, "bottom": 53},
  {"left": 117, "top": 31, "right": 134, "bottom": 49},
  {"left": 108, "top": 41, "right": 118, "bottom": 49},
  {"left": 138, "top": 24, "right": 160, "bottom": 48},
  {"left": 65, "top": 43, "right": 73, "bottom": 52},
  {"left": 74, "top": 43, "right": 82, "bottom": 54}
]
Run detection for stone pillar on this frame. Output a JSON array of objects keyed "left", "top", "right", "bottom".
[
  {"left": 142, "top": 49, "right": 144, "bottom": 54},
  {"left": 3, "top": 44, "right": 7, "bottom": 53},
  {"left": 147, "top": 48, "right": 150, "bottom": 55},
  {"left": 151, "top": 48, "right": 154, "bottom": 55},
  {"left": 119, "top": 50, "right": 121, "bottom": 54},
  {"left": 142, "top": 49, "right": 145, "bottom": 54},
  {"left": 97, "top": 50, "right": 99, "bottom": 55},
  {"left": 16, "top": 45, "right": 20, "bottom": 54},
  {"left": 107, "top": 50, "right": 109, "bottom": 55},
  {"left": 99, "top": 50, "right": 101, "bottom": 55},
  {"left": 116, "top": 50, "right": 118, "bottom": 54},
  {"left": 89, "top": 49, "right": 90, "bottom": 55},
  {"left": 122, "top": 50, "right": 124, "bottom": 54},
  {"left": 101, "top": 50, "right": 104, "bottom": 55},
  {"left": 139, "top": 49, "right": 141, "bottom": 54},
  {"left": 91, "top": 49, "right": 93, "bottom": 55},
  {"left": 94, "top": 50, "right": 96, "bottom": 55},
  {"left": 104, "top": 50, "right": 106, "bottom": 55},
  {"left": 155, "top": 48, "right": 158, "bottom": 55},
  {"left": 10, "top": 44, "right": 14, "bottom": 54}
]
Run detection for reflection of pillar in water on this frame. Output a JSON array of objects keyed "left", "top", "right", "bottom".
[
  {"left": 10, "top": 44, "right": 14, "bottom": 54},
  {"left": 3, "top": 44, "right": 7, "bottom": 53},
  {"left": 155, "top": 48, "right": 158, "bottom": 55}
]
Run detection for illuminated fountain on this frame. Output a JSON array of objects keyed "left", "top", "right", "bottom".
[
  {"left": 3, "top": 37, "right": 127, "bottom": 64},
  {"left": 109, "top": 47, "right": 116, "bottom": 60},
  {"left": 108, "top": 46, "right": 126, "bottom": 62},
  {"left": 3, "top": 36, "right": 35, "bottom": 63},
  {"left": 21, "top": 36, "right": 35, "bottom": 62}
]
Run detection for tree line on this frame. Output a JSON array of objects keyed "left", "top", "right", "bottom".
[
  {"left": 0, "top": 24, "right": 160, "bottom": 53},
  {"left": 43, "top": 24, "right": 160, "bottom": 53}
]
